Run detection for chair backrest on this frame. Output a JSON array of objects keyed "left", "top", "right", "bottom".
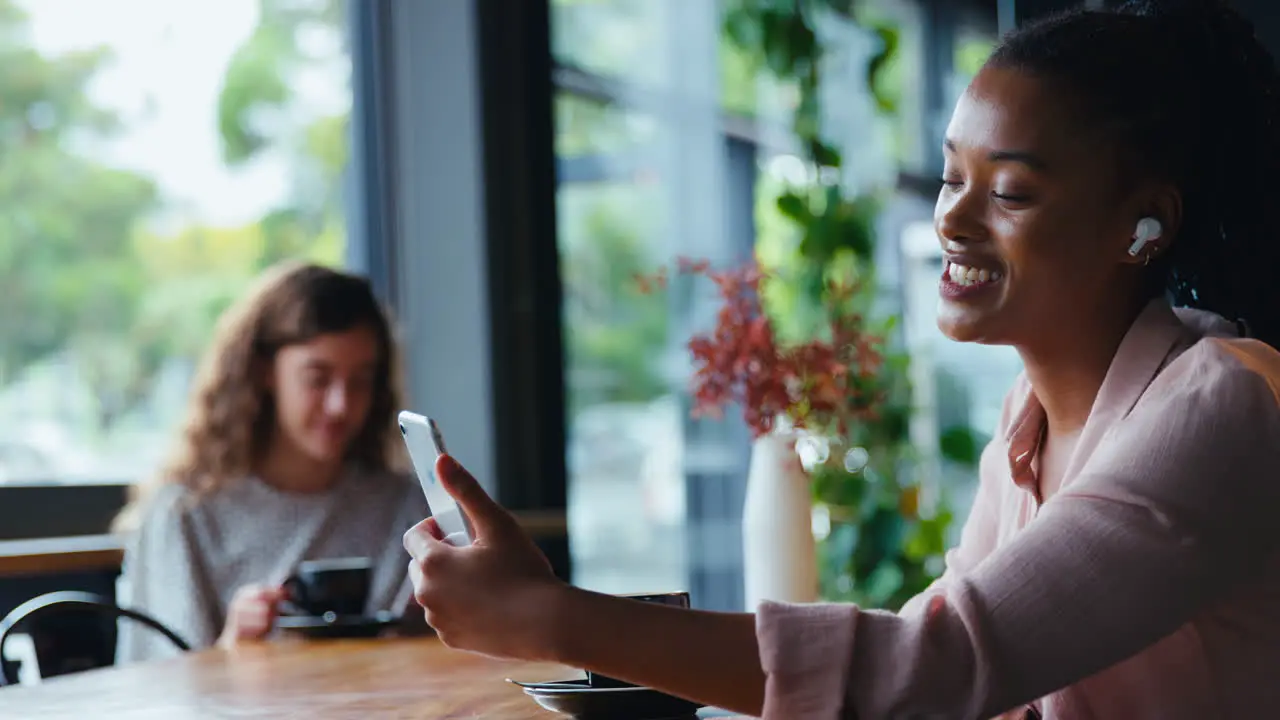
[{"left": 0, "top": 591, "right": 190, "bottom": 686}]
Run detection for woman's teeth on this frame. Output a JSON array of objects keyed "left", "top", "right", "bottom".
[{"left": 948, "top": 262, "right": 1002, "bottom": 286}]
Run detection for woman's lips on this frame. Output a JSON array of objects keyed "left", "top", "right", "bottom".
[{"left": 939, "top": 261, "right": 1003, "bottom": 299}]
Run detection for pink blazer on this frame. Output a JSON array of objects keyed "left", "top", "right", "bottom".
[{"left": 756, "top": 299, "right": 1280, "bottom": 719}]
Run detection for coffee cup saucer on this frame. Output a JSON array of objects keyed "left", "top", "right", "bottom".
[
  {"left": 276, "top": 609, "right": 400, "bottom": 639},
  {"left": 506, "top": 677, "right": 704, "bottom": 719}
]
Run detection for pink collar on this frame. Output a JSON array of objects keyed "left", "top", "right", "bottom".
[{"left": 1002, "top": 298, "right": 1237, "bottom": 490}]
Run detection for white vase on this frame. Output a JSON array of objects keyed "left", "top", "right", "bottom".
[{"left": 742, "top": 429, "right": 819, "bottom": 611}]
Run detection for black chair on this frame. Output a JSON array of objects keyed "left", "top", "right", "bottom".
[{"left": 0, "top": 591, "right": 190, "bottom": 686}]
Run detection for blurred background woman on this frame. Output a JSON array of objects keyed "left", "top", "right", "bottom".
[{"left": 115, "top": 261, "right": 426, "bottom": 661}]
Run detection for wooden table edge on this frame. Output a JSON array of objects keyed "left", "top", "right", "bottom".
[{"left": 0, "top": 534, "right": 124, "bottom": 579}]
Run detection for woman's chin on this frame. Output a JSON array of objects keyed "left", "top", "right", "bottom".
[
  {"left": 936, "top": 310, "right": 981, "bottom": 343},
  {"left": 300, "top": 439, "right": 349, "bottom": 465},
  {"left": 936, "top": 312, "right": 1003, "bottom": 345}
]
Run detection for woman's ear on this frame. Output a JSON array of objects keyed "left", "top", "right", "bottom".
[{"left": 1124, "top": 185, "right": 1182, "bottom": 265}]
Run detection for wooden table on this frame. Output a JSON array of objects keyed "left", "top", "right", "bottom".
[{"left": 0, "top": 637, "right": 741, "bottom": 718}]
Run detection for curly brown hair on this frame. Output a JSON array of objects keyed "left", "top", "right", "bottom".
[{"left": 114, "top": 261, "right": 408, "bottom": 531}]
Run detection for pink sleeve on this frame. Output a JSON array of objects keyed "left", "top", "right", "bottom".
[
  {"left": 756, "top": 602, "right": 858, "bottom": 718},
  {"left": 755, "top": 345, "right": 1280, "bottom": 719}
]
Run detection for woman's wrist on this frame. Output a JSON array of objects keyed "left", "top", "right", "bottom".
[
  {"left": 516, "top": 583, "right": 767, "bottom": 715},
  {"left": 525, "top": 580, "right": 583, "bottom": 664}
]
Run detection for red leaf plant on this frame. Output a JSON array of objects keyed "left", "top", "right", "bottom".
[{"left": 637, "top": 256, "right": 888, "bottom": 439}]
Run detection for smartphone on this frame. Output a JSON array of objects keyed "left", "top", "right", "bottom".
[{"left": 398, "top": 411, "right": 473, "bottom": 546}]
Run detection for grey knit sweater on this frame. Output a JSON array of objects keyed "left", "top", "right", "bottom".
[{"left": 116, "top": 467, "right": 429, "bottom": 662}]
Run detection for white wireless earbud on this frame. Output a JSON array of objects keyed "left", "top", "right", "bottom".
[{"left": 1127, "top": 217, "right": 1163, "bottom": 257}]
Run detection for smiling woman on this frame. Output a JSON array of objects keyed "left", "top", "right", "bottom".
[{"left": 398, "top": 1, "right": 1280, "bottom": 718}]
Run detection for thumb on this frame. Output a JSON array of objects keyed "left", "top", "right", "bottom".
[{"left": 435, "top": 454, "right": 512, "bottom": 536}]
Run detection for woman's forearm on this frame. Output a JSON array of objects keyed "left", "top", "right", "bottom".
[{"left": 540, "top": 584, "right": 766, "bottom": 716}]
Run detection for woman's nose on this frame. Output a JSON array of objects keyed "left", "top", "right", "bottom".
[
  {"left": 934, "top": 187, "right": 985, "bottom": 245},
  {"left": 323, "top": 384, "right": 348, "bottom": 415}
]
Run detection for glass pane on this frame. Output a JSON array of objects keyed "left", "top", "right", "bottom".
[
  {"left": 1, "top": 0, "right": 350, "bottom": 484},
  {"left": 553, "top": 0, "right": 736, "bottom": 602},
  {"left": 551, "top": 0, "right": 666, "bottom": 85},
  {"left": 559, "top": 167, "right": 687, "bottom": 594}
]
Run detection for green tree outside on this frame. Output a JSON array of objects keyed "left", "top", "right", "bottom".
[
  {"left": 0, "top": 0, "right": 347, "bottom": 456},
  {"left": 0, "top": 0, "right": 156, "bottom": 432}
]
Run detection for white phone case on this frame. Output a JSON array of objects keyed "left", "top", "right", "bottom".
[{"left": 398, "top": 411, "right": 473, "bottom": 546}]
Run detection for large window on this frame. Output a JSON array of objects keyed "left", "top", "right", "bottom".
[
  {"left": 551, "top": 0, "right": 1005, "bottom": 609},
  {"left": 0, "top": 0, "right": 351, "bottom": 485}
]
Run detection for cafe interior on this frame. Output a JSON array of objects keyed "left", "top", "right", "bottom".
[{"left": 3, "top": 0, "right": 1280, "bottom": 716}]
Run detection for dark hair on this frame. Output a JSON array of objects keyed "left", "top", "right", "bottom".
[{"left": 988, "top": 0, "right": 1280, "bottom": 347}]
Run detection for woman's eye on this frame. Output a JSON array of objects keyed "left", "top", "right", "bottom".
[{"left": 993, "top": 191, "right": 1032, "bottom": 203}]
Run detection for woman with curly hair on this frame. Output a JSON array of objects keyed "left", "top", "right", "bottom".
[{"left": 115, "top": 262, "right": 426, "bottom": 661}]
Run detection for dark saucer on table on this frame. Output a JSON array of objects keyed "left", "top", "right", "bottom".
[
  {"left": 506, "top": 677, "right": 704, "bottom": 719},
  {"left": 275, "top": 609, "right": 400, "bottom": 639}
]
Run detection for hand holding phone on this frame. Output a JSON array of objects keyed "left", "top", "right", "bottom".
[{"left": 398, "top": 411, "right": 473, "bottom": 546}]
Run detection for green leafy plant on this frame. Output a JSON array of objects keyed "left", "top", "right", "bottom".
[{"left": 720, "top": 0, "right": 971, "bottom": 610}]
